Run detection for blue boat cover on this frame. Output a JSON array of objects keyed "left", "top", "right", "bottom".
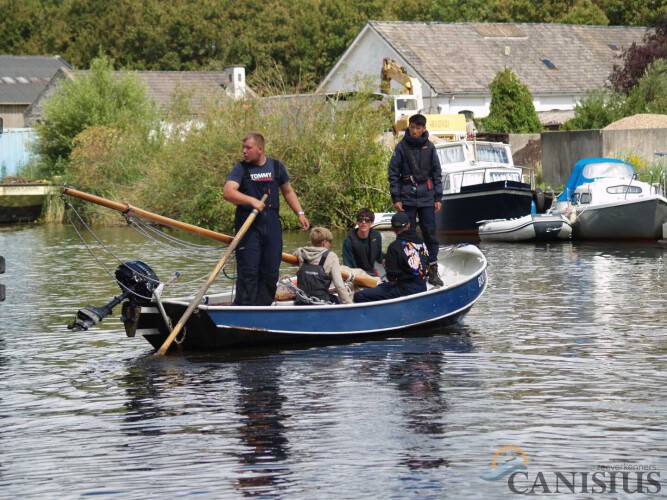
[{"left": 557, "top": 157, "right": 635, "bottom": 202}]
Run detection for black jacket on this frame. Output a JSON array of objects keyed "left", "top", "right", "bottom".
[
  {"left": 384, "top": 229, "right": 429, "bottom": 284},
  {"left": 388, "top": 130, "right": 443, "bottom": 207}
]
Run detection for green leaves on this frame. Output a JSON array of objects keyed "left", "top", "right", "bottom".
[
  {"left": 478, "top": 69, "right": 542, "bottom": 134},
  {"left": 34, "top": 53, "right": 160, "bottom": 176}
]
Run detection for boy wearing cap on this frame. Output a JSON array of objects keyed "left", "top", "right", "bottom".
[
  {"left": 353, "top": 212, "right": 430, "bottom": 303},
  {"left": 388, "top": 113, "right": 443, "bottom": 287}
]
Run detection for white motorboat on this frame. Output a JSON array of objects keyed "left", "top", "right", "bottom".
[
  {"left": 478, "top": 212, "right": 572, "bottom": 242},
  {"left": 434, "top": 139, "right": 535, "bottom": 237},
  {"left": 555, "top": 157, "right": 667, "bottom": 240}
]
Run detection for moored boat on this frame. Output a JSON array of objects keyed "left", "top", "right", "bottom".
[
  {"left": 478, "top": 213, "right": 572, "bottom": 242},
  {"left": 434, "top": 139, "right": 535, "bottom": 238},
  {"left": 554, "top": 157, "right": 667, "bottom": 240}
]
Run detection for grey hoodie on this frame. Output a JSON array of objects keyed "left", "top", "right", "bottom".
[{"left": 293, "top": 246, "right": 353, "bottom": 304}]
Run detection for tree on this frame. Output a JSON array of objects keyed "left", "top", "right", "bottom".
[
  {"left": 609, "top": 14, "right": 667, "bottom": 93},
  {"left": 478, "top": 69, "right": 542, "bottom": 133},
  {"left": 623, "top": 58, "right": 667, "bottom": 114},
  {"left": 34, "top": 54, "right": 159, "bottom": 176}
]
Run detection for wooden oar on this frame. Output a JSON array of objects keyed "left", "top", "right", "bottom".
[
  {"left": 156, "top": 194, "right": 267, "bottom": 355},
  {"left": 62, "top": 187, "right": 378, "bottom": 288}
]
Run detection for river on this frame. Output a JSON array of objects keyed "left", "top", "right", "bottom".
[{"left": 0, "top": 224, "right": 665, "bottom": 498}]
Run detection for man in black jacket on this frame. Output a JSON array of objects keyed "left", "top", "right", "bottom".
[
  {"left": 353, "top": 212, "right": 429, "bottom": 303},
  {"left": 388, "top": 113, "right": 443, "bottom": 287}
]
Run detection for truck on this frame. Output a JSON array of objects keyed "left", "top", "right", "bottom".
[{"left": 380, "top": 58, "right": 467, "bottom": 140}]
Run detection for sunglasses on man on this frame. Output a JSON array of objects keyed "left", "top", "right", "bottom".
[{"left": 357, "top": 217, "right": 373, "bottom": 223}]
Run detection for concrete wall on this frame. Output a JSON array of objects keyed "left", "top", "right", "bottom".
[
  {"left": 602, "top": 129, "right": 667, "bottom": 160},
  {"left": 541, "top": 129, "right": 667, "bottom": 188}
]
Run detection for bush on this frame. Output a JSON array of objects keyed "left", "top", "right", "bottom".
[
  {"left": 34, "top": 54, "right": 160, "bottom": 177},
  {"left": 561, "top": 89, "right": 623, "bottom": 130},
  {"left": 57, "top": 83, "right": 392, "bottom": 232}
]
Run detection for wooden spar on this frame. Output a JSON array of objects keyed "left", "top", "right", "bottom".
[
  {"left": 62, "top": 187, "right": 378, "bottom": 288},
  {"left": 156, "top": 194, "right": 267, "bottom": 355}
]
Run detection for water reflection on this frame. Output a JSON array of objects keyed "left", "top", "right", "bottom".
[{"left": 233, "top": 358, "right": 292, "bottom": 496}]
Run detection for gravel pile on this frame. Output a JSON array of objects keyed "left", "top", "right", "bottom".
[{"left": 603, "top": 113, "right": 667, "bottom": 130}]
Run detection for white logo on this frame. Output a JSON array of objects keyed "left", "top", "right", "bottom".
[{"left": 250, "top": 172, "right": 272, "bottom": 181}]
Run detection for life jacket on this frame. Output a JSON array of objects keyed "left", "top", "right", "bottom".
[
  {"left": 400, "top": 140, "right": 433, "bottom": 184},
  {"left": 296, "top": 251, "right": 331, "bottom": 303},
  {"left": 346, "top": 228, "right": 380, "bottom": 273},
  {"left": 238, "top": 158, "right": 281, "bottom": 213}
]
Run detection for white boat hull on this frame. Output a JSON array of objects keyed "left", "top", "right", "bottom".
[
  {"left": 573, "top": 196, "right": 667, "bottom": 240},
  {"left": 478, "top": 213, "right": 572, "bottom": 242}
]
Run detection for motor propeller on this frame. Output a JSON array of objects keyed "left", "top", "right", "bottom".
[{"left": 68, "top": 261, "right": 159, "bottom": 332}]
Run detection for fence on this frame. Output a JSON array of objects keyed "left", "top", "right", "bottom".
[{"left": 0, "top": 128, "right": 37, "bottom": 177}]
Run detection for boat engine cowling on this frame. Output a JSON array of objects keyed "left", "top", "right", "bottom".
[
  {"left": 114, "top": 260, "right": 159, "bottom": 306},
  {"left": 68, "top": 261, "right": 159, "bottom": 332}
]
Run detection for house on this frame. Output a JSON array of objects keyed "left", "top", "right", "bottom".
[
  {"left": 25, "top": 65, "right": 253, "bottom": 126},
  {"left": 318, "top": 21, "right": 649, "bottom": 127},
  {"left": 0, "top": 55, "right": 72, "bottom": 129}
]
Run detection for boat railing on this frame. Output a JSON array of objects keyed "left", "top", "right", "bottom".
[{"left": 446, "top": 165, "right": 535, "bottom": 191}]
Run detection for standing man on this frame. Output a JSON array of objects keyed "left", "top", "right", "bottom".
[
  {"left": 353, "top": 212, "right": 429, "bottom": 303},
  {"left": 224, "top": 132, "right": 310, "bottom": 305},
  {"left": 388, "top": 113, "right": 444, "bottom": 287},
  {"left": 342, "top": 207, "right": 384, "bottom": 276}
]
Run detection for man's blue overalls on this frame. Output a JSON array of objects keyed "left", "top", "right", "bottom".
[{"left": 233, "top": 159, "right": 284, "bottom": 306}]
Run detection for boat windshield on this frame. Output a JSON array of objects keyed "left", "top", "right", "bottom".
[
  {"left": 583, "top": 162, "right": 634, "bottom": 179},
  {"left": 437, "top": 145, "right": 466, "bottom": 164},
  {"left": 476, "top": 145, "right": 510, "bottom": 165}
]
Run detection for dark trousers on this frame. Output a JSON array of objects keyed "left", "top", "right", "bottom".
[
  {"left": 234, "top": 212, "right": 282, "bottom": 306},
  {"left": 353, "top": 279, "right": 426, "bottom": 303},
  {"left": 403, "top": 205, "right": 438, "bottom": 264}
]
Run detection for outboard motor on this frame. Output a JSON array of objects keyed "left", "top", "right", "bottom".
[{"left": 68, "top": 261, "right": 159, "bottom": 332}]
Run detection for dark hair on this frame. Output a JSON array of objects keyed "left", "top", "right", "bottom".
[
  {"left": 356, "top": 207, "right": 375, "bottom": 220},
  {"left": 408, "top": 114, "right": 427, "bottom": 127}
]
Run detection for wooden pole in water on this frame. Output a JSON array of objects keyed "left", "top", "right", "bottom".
[{"left": 156, "top": 194, "right": 267, "bottom": 355}]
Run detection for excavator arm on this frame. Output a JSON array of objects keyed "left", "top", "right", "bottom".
[{"left": 381, "top": 58, "right": 417, "bottom": 94}]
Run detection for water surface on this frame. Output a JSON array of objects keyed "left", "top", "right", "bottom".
[{"left": 0, "top": 224, "right": 665, "bottom": 498}]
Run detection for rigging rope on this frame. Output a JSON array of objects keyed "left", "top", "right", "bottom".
[
  {"left": 63, "top": 198, "right": 238, "bottom": 298},
  {"left": 63, "top": 199, "right": 158, "bottom": 301}
]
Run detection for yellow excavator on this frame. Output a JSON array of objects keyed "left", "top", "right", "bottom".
[
  {"left": 380, "top": 58, "right": 466, "bottom": 139},
  {"left": 381, "top": 58, "right": 423, "bottom": 132}
]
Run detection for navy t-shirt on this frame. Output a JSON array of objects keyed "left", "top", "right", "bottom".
[{"left": 227, "top": 158, "right": 290, "bottom": 211}]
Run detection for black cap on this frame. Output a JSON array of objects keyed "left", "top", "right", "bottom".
[{"left": 391, "top": 212, "right": 410, "bottom": 228}]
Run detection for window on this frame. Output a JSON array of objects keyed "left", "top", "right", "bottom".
[
  {"left": 541, "top": 59, "right": 557, "bottom": 70},
  {"left": 437, "top": 145, "right": 465, "bottom": 164},
  {"left": 607, "top": 185, "right": 642, "bottom": 194},
  {"left": 396, "top": 98, "right": 418, "bottom": 111},
  {"left": 580, "top": 193, "right": 592, "bottom": 204},
  {"left": 582, "top": 162, "right": 634, "bottom": 179},
  {"left": 476, "top": 145, "right": 510, "bottom": 164}
]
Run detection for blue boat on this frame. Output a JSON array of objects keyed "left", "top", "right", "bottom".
[
  {"left": 61, "top": 188, "right": 488, "bottom": 352},
  {"left": 129, "top": 244, "right": 488, "bottom": 351}
]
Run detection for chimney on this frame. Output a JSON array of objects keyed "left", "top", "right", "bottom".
[{"left": 225, "top": 65, "right": 246, "bottom": 99}]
